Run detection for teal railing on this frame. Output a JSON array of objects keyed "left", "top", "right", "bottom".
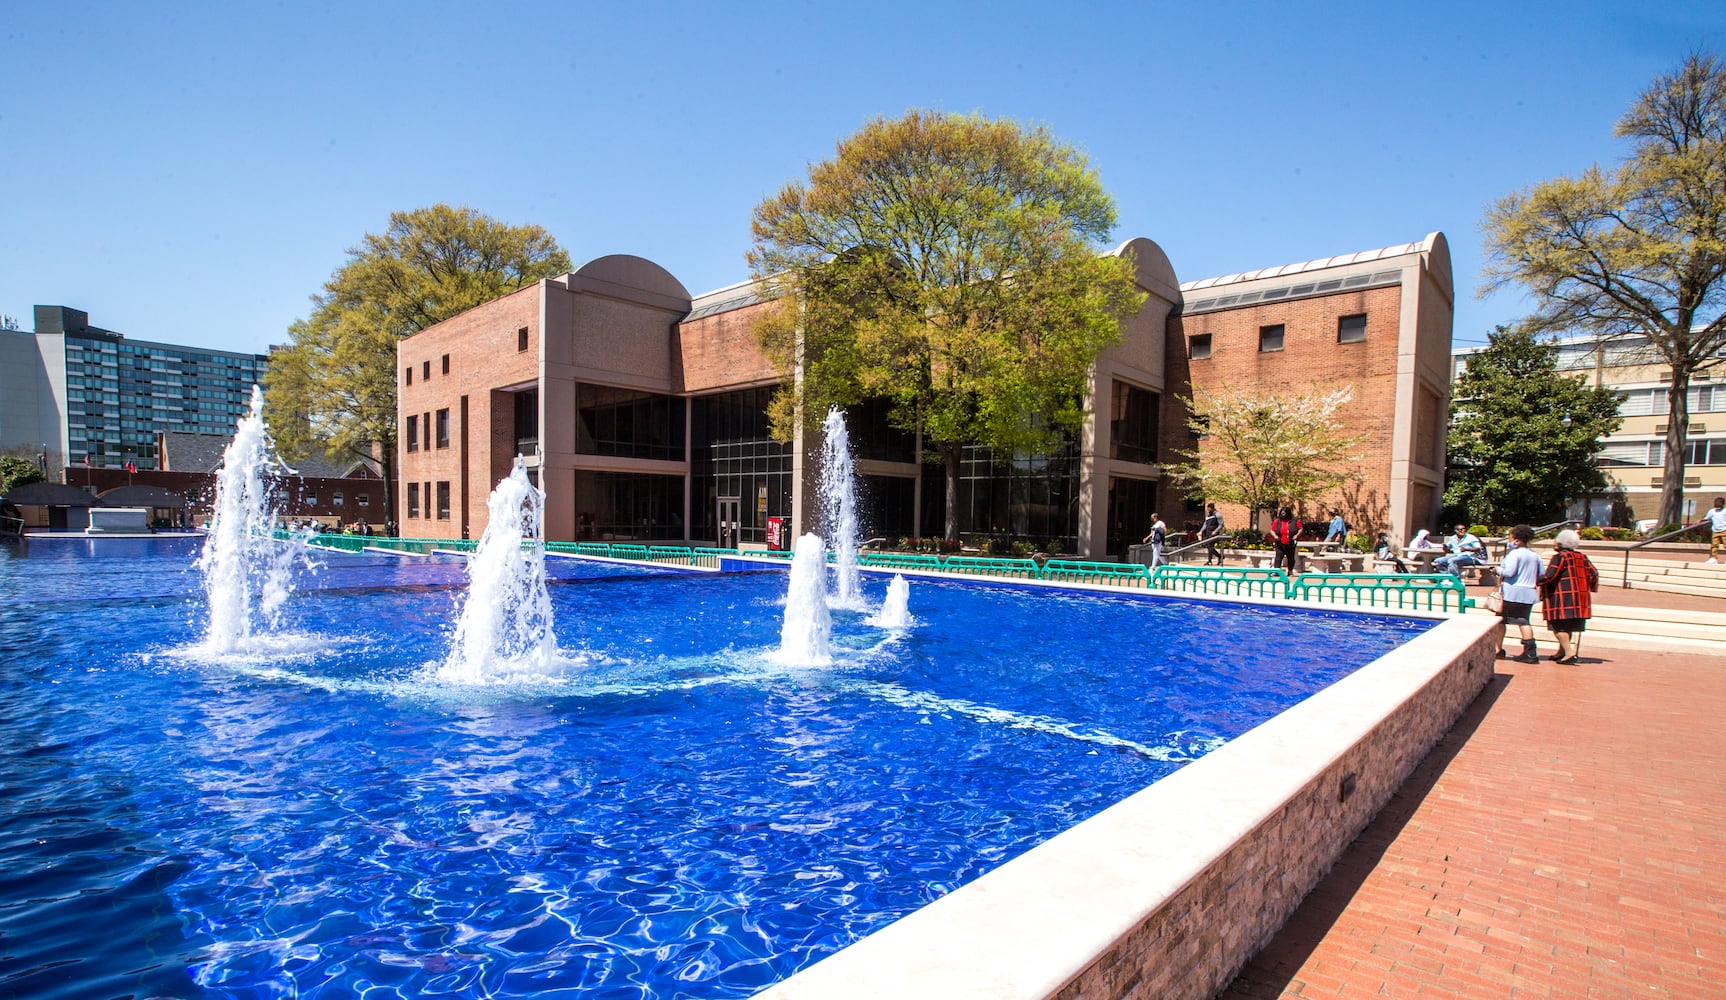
[
  {"left": 274, "top": 533, "right": 1475, "bottom": 613},
  {"left": 1287, "top": 572, "right": 1474, "bottom": 613},
  {"left": 939, "top": 555, "right": 1040, "bottom": 580},
  {"left": 858, "top": 551, "right": 946, "bottom": 571},
  {"left": 1042, "top": 559, "right": 1151, "bottom": 588},
  {"left": 1150, "top": 565, "right": 1292, "bottom": 600}
]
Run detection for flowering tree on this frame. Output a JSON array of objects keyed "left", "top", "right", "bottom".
[{"left": 1166, "top": 386, "right": 1362, "bottom": 528}]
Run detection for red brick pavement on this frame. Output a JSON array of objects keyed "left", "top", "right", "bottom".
[{"left": 1217, "top": 646, "right": 1726, "bottom": 999}]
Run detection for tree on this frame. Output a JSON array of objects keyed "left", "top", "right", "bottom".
[
  {"left": 1482, "top": 52, "right": 1726, "bottom": 526},
  {"left": 266, "top": 205, "right": 571, "bottom": 528},
  {"left": 1165, "top": 385, "right": 1363, "bottom": 529},
  {"left": 0, "top": 455, "right": 47, "bottom": 497},
  {"left": 747, "top": 111, "right": 1146, "bottom": 540},
  {"left": 1444, "top": 327, "right": 1624, "bottom": 525}
]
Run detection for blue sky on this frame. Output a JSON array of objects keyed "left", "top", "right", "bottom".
[{"left": 3, "top": 1, "right": 1721, "bottom": 357}]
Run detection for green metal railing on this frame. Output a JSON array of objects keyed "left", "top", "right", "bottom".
[
  {"left": 1150, "top": 565, "right": 1292, "bottom": 599},
  {"left": 273, "top": 533, "right": 1476, "bottom": 613},
  {"left": 1042, "top": 559, "right": 1151, "bottom": 588},
  {"left": 857, "top": 551, "right": 945, "bottom": 571},
  {"left": 1287, "top": 572, "right": 1474, "bottom": 613},
  {"left": 938, "top": 555, "right": 1040, "bottom": 579}
]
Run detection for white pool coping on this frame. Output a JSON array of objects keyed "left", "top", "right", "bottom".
[{"left": 759, "top": 592, "right": 1499, "bottom": 1000}]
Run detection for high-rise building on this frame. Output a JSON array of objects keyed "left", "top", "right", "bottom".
[{"left": 0, "top": 306, "right": 269, "bottom": 472}]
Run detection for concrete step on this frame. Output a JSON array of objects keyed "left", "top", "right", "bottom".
[
  {"left": 1516, "top": 600, "right": 1726, "bottom": 654},
  {"left": 1617, "top": 578, "right": 1726, "bottom": 600}
]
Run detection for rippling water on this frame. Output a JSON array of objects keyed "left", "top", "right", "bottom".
[{"left": 0, "top": 536, "right": 1431, "bottom": 999}]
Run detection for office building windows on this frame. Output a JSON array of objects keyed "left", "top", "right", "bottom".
[
  {"left": 1338, "top": 314, "right": 1367, "bottom": 343},
  {"left": 1259, "top": 324, "right": 1285, "bottom": 352},
  {"left": 435, "top": 408, "right": 450, "bottom": 448}
]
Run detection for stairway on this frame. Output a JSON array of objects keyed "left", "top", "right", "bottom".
[
  {"left": 1608, "top": 556, "right": 1726, "bottom": 599},
  {"left": 1509, "top": 556, "right": 1726, "bottom": 655}
]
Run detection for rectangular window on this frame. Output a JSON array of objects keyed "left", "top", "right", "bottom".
[
  {"left": 422, "top": 360, "right": 431, "bottom": 381},
  {"left": 574, "top": 383, "right": 687, "bottom": 461},
  {"left": 357, "top": 494, "right": 369, "bottom": 507},
  {"left": 406, "top": 414, "right": 418, "bottom": 452},
  {"left": 435, "top": 408, "right": 450, "bottom": 448},
  {"left": 1109, "top": 380, "right": 1159, "bottom": 464},
  {"left": 1337, "top": 314, "right": 1367, "bottom": 343},
  {"left": 1259, "top": 324, "right": 1285, "bottom": 353},
  {"left": 407, "top": 482, "right": 420, "bottom": 518},
  {"left": 404, "top": 367, "right": 413, "bottom": 386},
  {"left": 333, "top": 491, "right": 344, "bottom": 507},
  {"left": 1188, "top": 334, "right": 1212, "bottom": 360},
  {"left": 518, "top": 327, "right": 530, "bottom": 352},
  {"left": 1686, "top": 438, "right": 1724, "bottom": 465},
  {"left": 436, "top": 481, "right": 451, "bottom": 520},
  {"left": 441, "top": 354, "right": 450, "bottom": 375}
]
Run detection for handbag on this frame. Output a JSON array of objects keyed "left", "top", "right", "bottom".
[{"left": 1485, "top": 590, "right": 1504, "bottom": 613}]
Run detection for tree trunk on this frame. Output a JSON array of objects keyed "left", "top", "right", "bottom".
[
  {"left": 941, "top": 442, "right": 962, "bottom": 542},
  {"left": 1659, "top": 365, "right": 1690, "bottom": 528}
]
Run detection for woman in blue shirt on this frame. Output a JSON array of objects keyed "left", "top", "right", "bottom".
[{"left": 1495, "top": 523, "right": 1544, "bottom": 663}]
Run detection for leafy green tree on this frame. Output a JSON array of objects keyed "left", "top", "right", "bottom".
[
  {"left": 748, "top": 110, "right": 1146, "bottom": 540},
  {"left": 1482, "top": 52, "right": 1726, "bottom": 526},
  {"left": 266, "top": 205, "right": 571, "bottom": 527},
  {"left": 0, "top": 455, "right": 47, "bottom": 496},
  {"left": 1166, "top": 385, "right": 1363, "bottom": 528},
  {"left": 1444, "top": 326, "right": 1624, "bottom": 525}
]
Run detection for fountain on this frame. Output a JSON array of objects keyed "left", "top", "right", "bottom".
[
  {"left": 774, "top": 532, "right": 833, "bottom": 664},
  {"left": 435, "top": 457, "right": 561, "bottom": 684},
  {"left": 869, "top": 573, "right": 912, "bottom": 628},
  {"left": 820, "top": 407, "right": 862, "bottom": 608},
  {"left": 196, "top": 385, "right": 304, "bottom": 655}
]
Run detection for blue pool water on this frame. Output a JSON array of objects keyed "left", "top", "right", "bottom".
[{"left": 0, "top": 537, "right": 1433, "bottom": 999}]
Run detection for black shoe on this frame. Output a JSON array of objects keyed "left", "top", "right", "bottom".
[
  {"left": 1513, "top": 651, "right": 1540, "bottom": 664},
  {"left": 1556, "top": 655, "right": 1579, "bottom": 665},
  {"left": 1496, "top": 648, "right": 1507, "bottom": 659}
]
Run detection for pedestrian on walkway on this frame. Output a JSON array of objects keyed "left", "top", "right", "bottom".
[
  {"left": 1495, "top": 524, "right": 1543, "bottom": 663},
  {"left": 1538, "top": 528, "right": 1599, "bottom": 664},
  {"left": 1142, "top": 513, "right": 1168, "bottom": 569},
  {"left": 1199, "top": 503, "right": 1224, "bottom": 565},
  {"left": 1270, "top": 506, "right": 1302, "bottom": 574},
  {"left": 1699, "top": 497, "right": 1726, "bottom": 565}
]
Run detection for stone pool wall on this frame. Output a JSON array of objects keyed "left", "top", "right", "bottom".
[{"left": 759, "top": 611, "right": 1500, "bottom": 1000}]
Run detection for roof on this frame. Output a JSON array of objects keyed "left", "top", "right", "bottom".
[
  {"left": 1180, "top": 235, "right": 1439, "bottom": 292},
  {"left": 160, "top": 431, "right": 373, "bottom": 478},
  {"left": 97, "top": 485, "right": 188, "bottom": 508},
  {"left": 2, "top": 481, "right": 102, "bottom": 506}
]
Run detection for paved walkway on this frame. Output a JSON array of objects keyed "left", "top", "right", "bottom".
[{"left": 1217, "top": 644, "right": 1726, "bottom": 999}]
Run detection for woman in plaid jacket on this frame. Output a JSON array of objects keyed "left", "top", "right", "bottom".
[{"left": 1538, "top": 528, "right": 1598, "bottom": 664}]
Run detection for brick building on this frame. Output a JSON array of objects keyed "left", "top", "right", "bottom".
[
  {"left": 398, "top": 234, "right": 1452, "bottom": 557},
  {"left": 1165, "top": 233, "right": 1455, "bottom": 546}
]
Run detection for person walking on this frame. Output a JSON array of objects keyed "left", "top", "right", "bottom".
[
  {"left": 1269, "top": 506, "right": 1302, "bottom": 574},
  {"left": 1199, "top": 503, "right": 1224, "bottom": 566},
  {"left": 1700, "top": 497, "right": 1726, "bottom": 565},
  {"left": 1433, "top": 523, "right": 1485, "bottom": 578},
  {"left": 1538, "top": 528, "right": 1599, "bottom": 664},
  {"left": 1494, "top": 524, "right": 1544, "bottom": 663},
  {"left": 1142, "top": 513, "right": 1168, "bottom": 569}
]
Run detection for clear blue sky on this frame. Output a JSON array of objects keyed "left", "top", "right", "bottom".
[{"left": 3, "top": 1, "right": 1721, "bottom": 357}]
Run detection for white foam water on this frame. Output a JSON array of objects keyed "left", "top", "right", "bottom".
[
  {"left": 820, "top": 407, "right": 863, "bottom": 609},
  {"left": 869, "top": 573, "right": 912, "bottom": 629},
  {"left": 773, "top": 533, "right": 833, "bottom": 666},
  {"left": 435, "top": 458, "right": 565, "bottom": 685},
  {"left": 197, "top": 386, "right": 306, "bottom": 656}
]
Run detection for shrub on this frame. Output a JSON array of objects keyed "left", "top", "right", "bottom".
[
  {"left": 1580, "top": 526, "right": 1604, "bottom": 541},
  {"left": 1602, "top": 527, "right": 1634, "bottom": 541},
  {"left": 1231, "top": 527, "right": 1269, "bottom": 550},
  {"left": 1010, "top": 540, "right": 1034, "bottom": 558}
]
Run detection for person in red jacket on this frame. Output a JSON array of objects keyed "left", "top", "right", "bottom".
[
  {"left": 1538, "top": 528, "right": 1598, "bottom": 664},
  {"left": 1269, "top": 506, "right": 1302, "bottom": 574}
]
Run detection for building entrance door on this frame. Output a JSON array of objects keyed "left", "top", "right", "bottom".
[{"left": 717, "top": 497, "right": 741, "bottom": 549}]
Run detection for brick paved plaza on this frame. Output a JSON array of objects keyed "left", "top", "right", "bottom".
[{"left": 1219, "top": 637, "right": 1726, "bottom": 998}]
